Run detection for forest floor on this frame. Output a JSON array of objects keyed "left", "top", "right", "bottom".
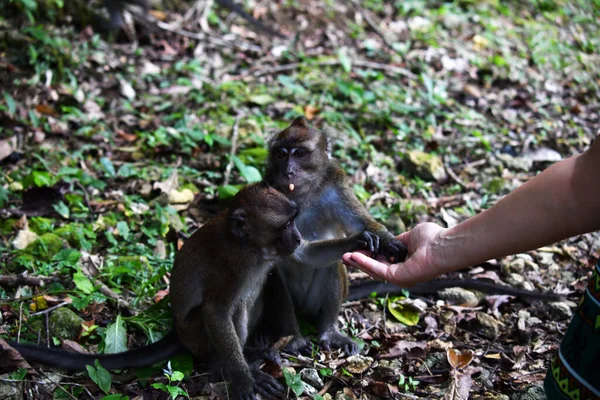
[{"left": 1, "top": 0, "right": 599, "bottom": 399}]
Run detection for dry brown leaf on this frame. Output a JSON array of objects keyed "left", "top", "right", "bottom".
[
  {"left": 0, "top": 338, "right": 35, "bottom": 374},
  {"left": 447, "top": 348, "right": 474, "bottom": 370},
  {"left": 304, "top": 105, "right": 320, "bottom": 120},
  {"left": 35, "top": 104, "right": 59, "bottom": 117}
]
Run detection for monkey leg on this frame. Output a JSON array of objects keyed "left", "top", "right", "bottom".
[
  {"left": 252, "top": 269, "right": 310, "bottom": 355},
  {"left": 313, "top": 266, "right": 360, "bottom": 356}
]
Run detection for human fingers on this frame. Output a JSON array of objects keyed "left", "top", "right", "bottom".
[{"left": 342, "top": 252, "right": 392, "bottom": 282}]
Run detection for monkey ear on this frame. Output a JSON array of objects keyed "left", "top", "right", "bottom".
[
  {"left": 230, "top": 208, "right": 247, "bottom": 238},
  {"left": 291, "top": 117, "right": 309, "bottom": 128}
]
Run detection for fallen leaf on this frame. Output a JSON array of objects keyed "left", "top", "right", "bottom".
[
  {"left": 0, "top": 338, "right": 34, "bottom": 374},
  {"left": 0, "top": 136, "right": 17, "bottom": 162},
  {"left": 154, "top": 289, "right": 169, "bottom": 303},
  {"left": 35, "top": 104, "right": 59, "bottom": 117},
  {"left": 304, "top": 105, "right": 320, "bottom": 120},
  {"left": 447, "top": 348, "right": 474, "bottom": 370}
]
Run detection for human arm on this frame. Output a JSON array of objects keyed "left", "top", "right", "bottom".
[{"left": 343, "top": 136, "right": 600, "bottom": 286}]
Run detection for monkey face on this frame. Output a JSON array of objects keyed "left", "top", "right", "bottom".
[
  {"left": 266, "top": 118, "right": 329, "bottom": 200},
  {"left": 275, "top": 218, "right": 302, "bottom": 256},
  {"left": 229, "top": 182, "right": 302, "bottom": 256}
]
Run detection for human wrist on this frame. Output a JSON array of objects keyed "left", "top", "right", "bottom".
[{"left": 428, "top": 227, "right": 465, "bottom": 274}]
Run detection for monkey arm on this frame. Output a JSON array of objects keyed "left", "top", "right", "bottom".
[
  {"left": 289, "top": 234, "right": 377, "bottom": 267},
  {"left": 202, "top": 305, "right": 254, "bottom": 389},
  {"left": 333, "top": 184, "right": 408, "bottom": 263}
]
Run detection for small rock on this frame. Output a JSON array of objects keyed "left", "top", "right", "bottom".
[
  {"left": 480, "top": 392, "right": 509, "bottom": 400},
  {"left": 438, "top": 287, "right": 480, "bottom": 307},
  {"left": 507, "top": 258, "right": 526, "bottom": 273},
  {"left": 119, "top": 79, "right": 136, "bottom": 101},
  {"left": 141, "top": 60, "right": 161, "bottom": 75},
  {"left": 346, "top": 355, "right": 373, "bottom": 374},
  {"left": 38, "top": 372, "right": 63, "bottom": 393},
  {"left": 496, "top": 153, "right": 533, "bottom": 172},
  {"left": 505, "top": 272, "right": 525, "bottom": 286},
  {"left": 548, "top": 302, "right": 572, "bottom": 320},
  {"left": 513, "top": 385, "right": 545, "bottom": 400},
  {"left": 0, "top": 374, "right": 23, "bottom": 400},
  {"left": 402, "top": 150, "right": 447, "bottom": 182},
  {"left": 536, "top": 252, "right": 555, "bottom": 267},
  {"left": 473, "top": 312, "right": 501, "bottom": 340},
  {"left": 300, "top": 368, "right": 324, "bottom": 389},
  {"left": 301, "top": 382, "right": 317, "bottom": 396},
  {"left": 31, "top": 307, "right": 84, "bottom": 341}
]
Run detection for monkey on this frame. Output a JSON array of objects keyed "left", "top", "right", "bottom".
[
  {"left": 346, "top": 279, "right": 566, "bottom": 302},
  {"left": 255, "top": 117, "right": 409, "bottom": 356},
  {"left": 5, "top": 181, "right": 301, "bottom": 400}
]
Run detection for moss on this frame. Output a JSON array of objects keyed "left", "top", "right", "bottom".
[
  {"left": 29, "top": 307, "right": 83, "bottom": 341},
  {"left": 25, "top": 233, "right": 67, "bottom": 261},
  {"left": 55, "top": 223, "right": 91, "bottom": 248}
]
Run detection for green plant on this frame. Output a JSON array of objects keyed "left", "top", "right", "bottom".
[{"left": 151, "top": 362, "right": 189, "bottom": 399}]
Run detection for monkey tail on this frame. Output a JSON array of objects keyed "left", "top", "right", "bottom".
[
  {"left": 346, "top": 279, "right": 565, "bottom": 302},
  {"left": 7, "top": 331, "right": 182, "bottom": 372}
]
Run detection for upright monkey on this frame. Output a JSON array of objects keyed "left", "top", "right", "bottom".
[
  {"left": 261, "top": 117, "right": 408, "bottom": 355},
  {"left": 6, "top": 182, "right": 300, "bottom": 400}
]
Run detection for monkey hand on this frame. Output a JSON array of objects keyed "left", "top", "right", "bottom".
[
  {"left": 379, "top": 235, "right": 408, "bottom": 263},
  {"left": 343, "top": 223, "right": 448, "bottom": 287},
  {"left": 251, "top": 368, "right": 284, "bottom": 399},
  {"left": 353, "top": 231, "right": 380, "bottom": 257}
]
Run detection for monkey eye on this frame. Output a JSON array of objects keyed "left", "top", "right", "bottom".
[
  {"left": 293, "top": 148, "right": 306, "bottom": 158},
  {"left": 276, "top": 149, "right": 288, "bottom": 158},
  {"left": 282, "top": 220, "right": 292, "bottom": 229}
]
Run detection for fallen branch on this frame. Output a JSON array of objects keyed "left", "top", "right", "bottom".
[
  {"left": 0, "top": 275, "right": 57, "bottom": 288},
  {"left": 243, "top": 58, "right": 416, "bottom": 81},
  {"left": 348, "top": 0, "right": 399, "bottom": 54},
  {"left": 223, "top": 112, "right": 243, "bottom": 186}
]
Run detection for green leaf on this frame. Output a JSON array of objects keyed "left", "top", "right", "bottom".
[
  {"left": 337, "top": 47, "right": 352, "bottom": 72},
  {"left": 53, "top": 202, "right": 70, "bottom": 219},
  {"left": 170, "top": 371, "right": 184, "bottom": 382},
  {"left": 314, "top": 396, "right": 325, "bottom": 400},
  {"left": 166, "top": 386, "right": 188, "bottom": 399},
  {"left": 101, "top": 395, "right": 129, "bottom": 400},
  {"left": 32, "top": 171, "right": 52, "bottom": 187},
  {"left": 283, "top": 369, "right": 304, "bottom": 397},
  {"left": 218, "top": 185, "right": 241, "bottom": 199},
  {"left": 100, "top": 157, "right": 116, "bottom": 177},
  {"left": 116, "top": 221, "right": 130, "bottom": 240},
  {"left": 233, "top": 156, "right": 261, "bottom": 183},
  {"left": 73, "top": 271, "right": 94, "bottom": 294},
  {"left": 387, "top": 297, "right": 420, "bottom": 326},
  {"left": 4, "top": 92, "right": 16, "bottom": 116},
  {"left": 104, "top": 315, "right": 127, "bottom": 354},
  {"left": 86, "top": 361, "right": 112, "bottom": 394},
  {"left": 52, "top": 248, "right": 81, "bottom": 269},
  {"left": 248, "top": 94, "right": 275, "bottom": 105}
]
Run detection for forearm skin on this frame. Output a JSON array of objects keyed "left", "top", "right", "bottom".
[{"left": 433, "top": 138, "right": 600, "bottom": 273}]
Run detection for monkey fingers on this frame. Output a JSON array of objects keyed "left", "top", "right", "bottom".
[
  {"left": 251, "top": 368, "right": 284, "bottom": 398},
  {"left": 380, "top": 238, "right": 408, "bottom": 263},
  {"left": 359, "top": 231, "right": 380, "bottom": 258},
  {"left": 320, "top": 330, "right": 360, "bottom": 356}
]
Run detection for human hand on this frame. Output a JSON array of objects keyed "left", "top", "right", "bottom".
[{"left": 342, "top": 222, "right": 448, "bottom": 287}]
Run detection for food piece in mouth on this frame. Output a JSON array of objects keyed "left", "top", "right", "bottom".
[{"left": 289, "top": 183, "right": 295, "bottom": 192}]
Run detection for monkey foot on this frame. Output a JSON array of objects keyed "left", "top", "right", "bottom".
[
  {"left": 251, "top": 368, "right": 284, "bottom": 399},
  {"left": 282, "top": 335, "right": 311, "bottom": 354},
  {"left": 319, "top": 330, "right": 360, "bottom": 356}
]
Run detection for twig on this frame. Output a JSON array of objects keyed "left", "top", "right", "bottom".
[
  {"left": 199, "top": 0, "right": 214, "bottom": 32},
  {"left": 74, "top": 180, "right": 95, "bottom": 223},
  {"left": 444, "top": 156, "right": 468, "bottom": 189},
  {"left": 243, "top": 59, "right": 416, "bottom": 82},
  {"left": 155, "top": 20, "right": 262, "bottom": 53},
  {"left": 348, "top": 0, "right": 398, "bottom": 53},
  {"left": 223, "top": 113, "right": 243, "bottom": 186},
  {"left": 18, "top": 302, "right": 23, "bottom": 342},
  {"left": 31, "top": 301, "right": 70, "bottom": 316},
  {"left": 0, "top": 275, "right": 57, "bottom": 288}
]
